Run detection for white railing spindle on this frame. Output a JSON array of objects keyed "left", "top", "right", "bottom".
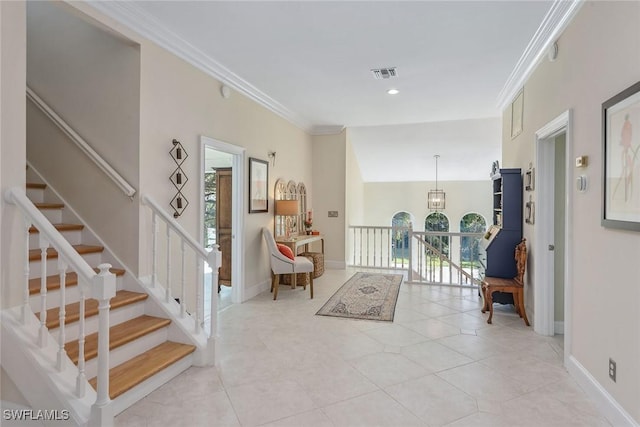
[
  {"left": 57, "top": 258, "right": 68, "bottom": 372},
  {"left": 166, "top": 228, "right": 172, "bottom": 304},
  {"left": 76, "top": 278, "right": 87, "bottom": 398},
  {"left": 195, "top": 257, "right": 202, "bottom": 335},
  {"left": 180, "top": 240, "right": 186, "bottom": 318},
  {"left": 38, "top": 237, "right": 49, "bottom": 347},
  {"left": 22, "top": 216, "right": 31, "bottom": 324},
  {"left": 151, "top": 212, "right": 157, "bottom": 288}
]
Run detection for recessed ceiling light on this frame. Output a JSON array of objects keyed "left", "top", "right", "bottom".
[{"left": 387, "top": 89, "right": 399, "bottom": 95}]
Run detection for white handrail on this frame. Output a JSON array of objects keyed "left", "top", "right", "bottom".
[
  {"left": 6, "top": 187, "right": 96, "bottom": 283},
  {"left": 141, "top": 194, "right": 220, "bottom": 362},
  {"left": 141, "top": 195, "right": 211, "bottom": 261},
  {"left": 26, "top": 87, "right": 136, "bottom": 199}
]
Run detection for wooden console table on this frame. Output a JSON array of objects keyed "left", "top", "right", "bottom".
[{"left": 275, "top": 234, "right": 324, "bottom": 255}]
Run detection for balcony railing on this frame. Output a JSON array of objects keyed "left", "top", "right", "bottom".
[{"left": 348, "top": 225, "right": 485, "bottom": 288}]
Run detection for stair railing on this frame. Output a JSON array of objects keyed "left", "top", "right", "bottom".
[
  {"left": 26, "top": 87, "right": 136, "bottom": 199},
  {"left": 4, "top": 187, "right": 116, "bottom": 422},
  {"left": 141, "top": 195, "right": 221, "bottom": 361}
]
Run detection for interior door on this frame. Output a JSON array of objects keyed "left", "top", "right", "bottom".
[{"left": 216, "top": 167, "right": 232, "bottom": 288}]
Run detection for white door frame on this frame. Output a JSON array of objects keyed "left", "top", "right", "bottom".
[
  {"left": 534, "top": 110, "right": 573, "bottom": 361},
  {"left": 200, "top": 136, "right": 245, "bottom": 304}
]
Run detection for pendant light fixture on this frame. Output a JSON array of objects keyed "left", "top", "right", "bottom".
[{"left": 427, "top": 155, "right": 446, "bottom": 210}]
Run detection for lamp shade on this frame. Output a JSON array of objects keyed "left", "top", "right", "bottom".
[{"left": 275, "top": 199, "right": 298, "bottom": 216}]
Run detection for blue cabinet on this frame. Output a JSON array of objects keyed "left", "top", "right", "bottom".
[{"left": 485, "top": 169, "right": 522, "bottom": 303}]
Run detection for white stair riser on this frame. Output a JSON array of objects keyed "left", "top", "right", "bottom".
[
  {"left": 47, "top": 301, "right": 146, "bottom": 343},
  {"left": 38, "top": 208, "right": 63, "bottom": 223},
  {"left": 29, "top": 275, "right": 123, "bottom": 311},
  {"left": 29, "top": 229, "right": 82, "bottom": 248},
  {"left": 28, "top": 252, "right": 103, "bottom": 280},
  {"left": 82, "top": 327, "right": 169, "bottom": 380},
  {"left": 26, "top": 188, "right": 45, "bottom": 203}
]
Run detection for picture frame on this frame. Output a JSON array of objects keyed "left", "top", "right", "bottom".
[
  {"left": 602, "top": 81, "right": 640, "bottom": 231},
  {"left": 511, "top": 89, "right": 524, "bottom": 139},
  {"left": 525, "top": 195, "right": 535, "bottom": 225},
  {"left": 249, "top": 157, "right": 268, "bottom": 213},
  {"left": 525, "top": 164, "right": 535, "bottom": 191}
]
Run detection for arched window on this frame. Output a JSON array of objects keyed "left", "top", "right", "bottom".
[
  {"left": 460, "top": 213, "right": 487, "bottom": 263},
  {"left": 391, "top": 212, "right": 412, "bottom": 266},
  {"left": 425, "top": 212, "right": 450, "bottom": 257}
]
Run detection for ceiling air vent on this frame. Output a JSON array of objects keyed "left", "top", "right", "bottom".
[{"left": 371, "top": 67, "right": 397, "bottom": 80}]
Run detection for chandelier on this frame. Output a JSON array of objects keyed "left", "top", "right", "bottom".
[{"left": 427, "top": 155, "right": 446, "bottom": 210}]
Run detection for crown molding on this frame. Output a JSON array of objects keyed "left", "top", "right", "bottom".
[
  {"left": 496, "top": 0, "right": 585, "bottom": 111},
  {"left": 310, "top": 125, "right": 345, "bottom": 136},
  {"left": 86, "top": 1, "right": 315, "bottom": 133}
]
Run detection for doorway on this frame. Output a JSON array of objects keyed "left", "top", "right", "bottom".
[
  {"left": 200, "top": 136, "right": 245, "bottom": 309},
  {"left": 534, "top": 110, "right": 573, "bottom": 364}
]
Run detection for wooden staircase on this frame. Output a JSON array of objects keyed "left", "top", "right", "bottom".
[{"left": 26, "top": 178, "right": 196, "bottom": 404}]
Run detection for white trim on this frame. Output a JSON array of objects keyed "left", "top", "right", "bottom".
[
  {"left": 88, "top": 1, "right": 315, "bottom": 133},
  {"left": 534, "top": 110, "right": 573, "bottom": 366},
  {"left": 26, "top": 87, "right": 136, "bottom": 198},
  {"left": 200, "top": 136, "right": 246, "bottom": 304},
  {"left": 566, "top": 356, "right": 639, "bottom": 427},
  {"left": 310, "top": 125, "right": 345, "bottom": 136},
  {"left": 497, "top": 1, "right": 585, "bottom": 110},
  {"left": 554, "top": 320, "right": 564, "bottom": 334}
]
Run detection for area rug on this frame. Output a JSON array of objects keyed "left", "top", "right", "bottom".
[{"left": 316, "top": 272, "right": 403, "bottom": 322}]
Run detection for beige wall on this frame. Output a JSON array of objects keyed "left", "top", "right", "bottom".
[
  {"left": 312, "top": 132, "right": 347, "bottom": 267},
  {"left": 345, "top": 133, "right": 365, "bottom": 228},
  {"left": 502, "top": 2, "right": 640, "bottom": 421},
  {"left": 26, "top": 1, "right": 141, "bottom": 272},
  {"left": 1, "top": 1, "right": 27, "bottom": 309},
  {"left": 362, "top": 181, "right": 492, "bottom": 231}
]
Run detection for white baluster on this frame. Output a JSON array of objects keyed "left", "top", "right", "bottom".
[
  {"left": 90, "top": 264, "right": 116, "bottom": 426},
  {"left": 180, "top": 240, "right": 186, "bottom": 318},
  {"left": 76, "top": 278, "right": 87, "bottom": 398},
  {"left": 57, "top": 258, "right": 68, "bottom": 371},
  {"left": 206, "top": 246, "right": 221, "bottom": 365},
  {"left": 195, "top": 256, "right": 202, "bottom": 335},
  {"left": 22, "top": 216, "right": 31, "bottom": 324},
  {"left": 166, "top": 228, "right": 172, "bottom": 303},
  {"left": 38, "top": 236, "right": 49, "bottom": 347},
  {"left": 151, "top": 212, "right": 157, "bottom": 288}
]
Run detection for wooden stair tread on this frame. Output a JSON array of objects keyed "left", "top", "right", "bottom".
[
  {"left": 34, "top": 202, "right": 64, "bottom": 210},
  {"left": 29, "top": 223, "right": 84, "bottom": 234},
  {"left": 36, "top": 290, "right": 148, "bottom": 329},
  {"left": 65, "top": 315, "right": 171, "bottom": 364},
  {"left": 28, "top": 244, "right": 104, "bottom": 261},
  {"left": 88, "top": 342, "right": 196, "bottom": 400},
  {"left": 26, "top": 183, "right": 46, "bottom": 189},
  {"left": 28, "top": 268, "right": 126, "bottom": 295}
]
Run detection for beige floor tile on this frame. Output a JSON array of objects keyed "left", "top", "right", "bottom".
[
  {"left": 260, "top": 409, "right": 335, "bottom": 427},
  {"left": 385, "top": 374, "right": 477, "bottom": 426},
  {"left": 350, "top": 351, "right": 428, "bottom": 388},
  {"left": 362, "top": 323, "right": 430, "bottom": 347},
  {"left": 436, "top": 362, "right": 529, "bottom": 402},
  {"left": 322, "top": 390, "right": 424, "bottom": 426},
  {"left": 401, "top": 340, "right": 474, "bottom": 373}
]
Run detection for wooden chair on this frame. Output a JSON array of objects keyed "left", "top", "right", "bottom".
[
  {"left": 481, "top": 238, "right": 529, "bottom": 326},
  {"left": 262, "top": 228, "right": 314, "bottom": 300}
]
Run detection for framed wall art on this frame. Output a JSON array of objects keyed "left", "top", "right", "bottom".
[
  {"left": 249, "top": 157, "right": 268, "bottom": 213},
  {"left": 602, "top": 81, "right": 640, "bottom": 231}
]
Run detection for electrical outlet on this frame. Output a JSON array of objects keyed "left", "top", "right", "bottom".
[{"left": 609, "top": 358, "right": 616, "bottom": 382}]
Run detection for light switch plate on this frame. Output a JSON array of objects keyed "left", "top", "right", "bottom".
[{"left": 328, "top": 211, "right": 339, "bottom": 217}]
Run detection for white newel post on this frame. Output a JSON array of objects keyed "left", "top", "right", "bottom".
[
  {"left": 206, "top": 245, "right": 222, "bottom": 365},
  {"left": 90, "top": 264, "right": 116, "bottom": 427}
]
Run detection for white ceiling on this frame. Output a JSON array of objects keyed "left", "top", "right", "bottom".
[{"left": 91, "top": 1, "right": 556, "bottom": 182}]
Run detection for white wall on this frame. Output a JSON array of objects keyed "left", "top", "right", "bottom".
[
  {"left": 362, "top": 180, "right": 492, "bottom": 231},
  {"left": 345, "top": 133, "right": 364, "bottom": 229},
  {"left": 502, "top": 2, "right": 640, "bottom": 422}
]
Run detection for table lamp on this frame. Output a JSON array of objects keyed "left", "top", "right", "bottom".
[{"left": 275, "top": 200, "right": 298, "bottom": 237}]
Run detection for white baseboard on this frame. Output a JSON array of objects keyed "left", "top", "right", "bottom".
[
  {"left": 566, "top": 355, "right": 639, "bottom": 427},
  {"left": 242, "top": 279, "right": 270, "bottom": 302},
  {"left": 554, "top": 320, "right": 564, "bottom": 334}
]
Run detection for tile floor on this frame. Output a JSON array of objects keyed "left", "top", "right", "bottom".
[{"left": 115, "top": 268, "right": 611, "bottom": 427}]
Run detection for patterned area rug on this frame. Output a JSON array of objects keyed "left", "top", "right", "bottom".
[{"left": 316, "top": 272, "right": 403, "bottom": 322}]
